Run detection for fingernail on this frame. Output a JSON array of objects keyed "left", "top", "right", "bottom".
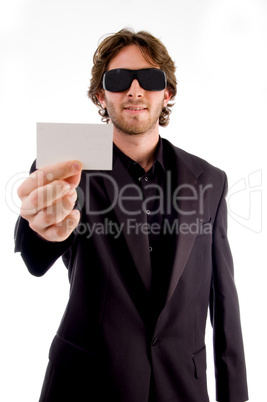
[
  {"left": 72, "top": 161, "right": 82, "bottom": 171},
  {"left": 71, "top": 209, "right": 80, "bottom": 216},
  {"left": 68, "top": 189, "right": 77, "bottom": 199},
  {"left": 63, "top": 183, "right": 71, "bottom": 192},
  {"left": 67, "top": 188, "right": 76, "bottom": 195}
]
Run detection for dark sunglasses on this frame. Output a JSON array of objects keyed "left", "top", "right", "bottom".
[{"left": 103, "top": 68, "right": 167, "bottom": 92}]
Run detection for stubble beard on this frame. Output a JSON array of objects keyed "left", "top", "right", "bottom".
[{"left": 104, "top": 98, "right": 164, "bottom": 136}]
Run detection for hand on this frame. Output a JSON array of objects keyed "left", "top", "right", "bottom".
[{"left": 17, "top": 160, "right": 82, "bottom": 242}]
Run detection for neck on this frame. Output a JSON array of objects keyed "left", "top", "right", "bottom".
[{"left": 113, "top": 130, "right": 159, "bottom": 172}]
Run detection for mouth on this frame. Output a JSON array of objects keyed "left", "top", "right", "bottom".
[
  {"left": 124, "top": 106, "right": 147, "bottom": 113},
  {"left": 125, "top": 107, "right": 146, "bottom": 110}
]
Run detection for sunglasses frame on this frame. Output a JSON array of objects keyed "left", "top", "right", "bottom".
[{"left": 102, "top": 68, "right": 167, "bottom": 92}]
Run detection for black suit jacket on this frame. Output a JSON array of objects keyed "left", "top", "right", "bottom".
[{"left": 15, "top": 139, "right": 248, "bottom": 402}]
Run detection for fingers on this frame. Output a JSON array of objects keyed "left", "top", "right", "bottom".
[
  {"left": 34, "top": 209, "right": 81, "bottom": 242},
  {"left": 17, "top": 160, "right": 82, "bottom": 199},
  {"left": 27, "top": 188, "right": 78, "bottom": 229},
  {"left": 28, "top": 189, "right": 81, "bottom": 242},
  {"left": 17, "top": 160, "right": 83, "bottom": 242},
  {"left": 21, "top": 180, "right": 72, "bottom": 216}
]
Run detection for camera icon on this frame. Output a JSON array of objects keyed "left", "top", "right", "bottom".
[{"left": 227, "top": 170, "right": 262, "bottom": 233}]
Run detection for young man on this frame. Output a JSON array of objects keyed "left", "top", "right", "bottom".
[{"left": 15, "top": 29, "right": 248, "bottom": 402}]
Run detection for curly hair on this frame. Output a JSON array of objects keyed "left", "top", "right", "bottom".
[{"left": 88, "top": 28, "right": 177, "bottom": 127}]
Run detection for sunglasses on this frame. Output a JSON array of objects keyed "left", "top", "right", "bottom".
[{"left": 103, "top": 68, "right": 167, "bottom": 92}]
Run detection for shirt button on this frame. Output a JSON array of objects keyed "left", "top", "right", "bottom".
[
  {"left": 144, "top": 177, "right": 149, "bottom": 181},
  {"left": 149, "top": 246, "right": 153, "bottom": 252},
  {"left": 146, "top": 210, "right": 150, "bottom": 215},
  {"left": 138, "top": 176, "right": 142, "bottom": 181}
]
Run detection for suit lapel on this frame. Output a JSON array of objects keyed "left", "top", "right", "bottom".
[
  {"left": 165, "top": 183, "right": 200, "bottom": 303},
  {"left": 102, "top": 154, "right": 152, "bottom": 291},
  {"left": 164, "top": 145, "right": 204, "bottom": 304}
]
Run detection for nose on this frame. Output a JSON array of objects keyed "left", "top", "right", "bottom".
[{"left": 127, "top": 79, "right": 144, "bottom": 98}]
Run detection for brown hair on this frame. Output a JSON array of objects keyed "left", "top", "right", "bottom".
[{"left": 88, "top": 28, "right": 177, "bottom": 127}]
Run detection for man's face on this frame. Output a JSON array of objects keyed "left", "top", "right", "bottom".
[{"left": 97, "top": 45, "right": 171, "bottom": 136}]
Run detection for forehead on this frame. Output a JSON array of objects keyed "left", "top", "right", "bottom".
[{"left": 107, "top": 44, "right": 157, "bottom": 71}]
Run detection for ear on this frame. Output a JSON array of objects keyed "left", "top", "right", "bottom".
[
  {"left": 163, "top": 87, "right": 172, "bottom": 107},
  {"left": 96, "top": 89, "right": 106, "bottom": 108}
]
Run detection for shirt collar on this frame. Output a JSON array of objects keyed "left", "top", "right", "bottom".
[{"left": 113, "top": 136, "right": 166, "bottom": 174}]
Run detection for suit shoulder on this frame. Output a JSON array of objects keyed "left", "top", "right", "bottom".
[{"left": 162, "top": 138, "right": 226, "bottom": 182}]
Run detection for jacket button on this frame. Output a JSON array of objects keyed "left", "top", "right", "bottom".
[{"left": 152, "top": 337, "right": 158, "bottom": 346}]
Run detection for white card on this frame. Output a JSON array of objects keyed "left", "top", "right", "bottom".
[{"left": 37, "top": 123, "right": 113, "bottom": 170}]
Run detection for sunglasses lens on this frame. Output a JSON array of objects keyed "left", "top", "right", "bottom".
[
  {"left": 138, "top": 69, "right": 166, "bottom": 91},
  {"left": 103, "top": 69, "right": 132, "bottom": 92},
  {"left": 103, "top": 69, "right": 167, "bottom": 92}
]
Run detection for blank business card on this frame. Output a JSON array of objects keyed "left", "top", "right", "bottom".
[{"left": 37, "top": 122, "right": 113, "bottom": 170}]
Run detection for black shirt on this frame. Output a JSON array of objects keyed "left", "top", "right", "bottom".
[{"left": 113, "top": 138, "right": 176, "bottom": 323}]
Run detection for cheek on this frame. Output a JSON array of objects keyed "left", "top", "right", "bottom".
[
  {"left": 104, "top": 93, "right": 123, "bottom": 109},
  {"left": 153, "top": 92, "right": 168, "bottom": 107}
]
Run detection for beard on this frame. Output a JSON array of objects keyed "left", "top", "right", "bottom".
[{"left": 104, "top": 97, "right": 164, "bottom": 136}]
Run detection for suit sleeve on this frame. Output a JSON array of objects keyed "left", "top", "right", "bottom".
[
  {"left": 210, "top": 173, "right": 248, "bottom": 402},
  {"left": 14, "top": 215, "right": 75, "bottom": 276}
]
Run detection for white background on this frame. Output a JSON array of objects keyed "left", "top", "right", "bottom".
[{"left": 1, "top": 0, "right": 266, "bottom": 401}]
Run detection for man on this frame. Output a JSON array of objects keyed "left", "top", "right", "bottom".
[{"left": 15, "top": 29, "right": 248, "bottom": 401}]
